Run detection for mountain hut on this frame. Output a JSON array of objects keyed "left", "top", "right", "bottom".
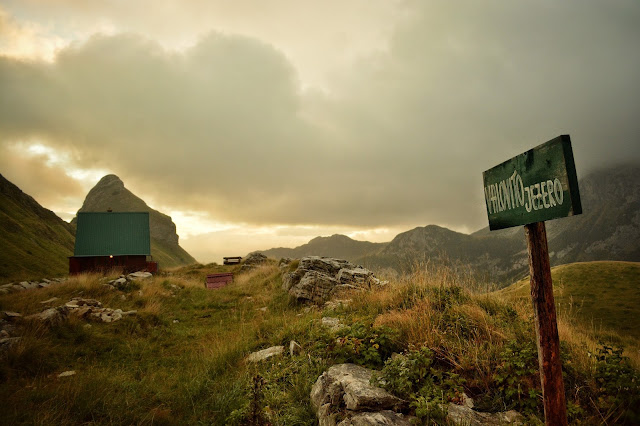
[{"left": 69, "top": 211, "right": 158, "bottom": 274}]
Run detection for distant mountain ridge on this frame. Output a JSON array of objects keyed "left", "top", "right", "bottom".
[
  {"left": 0, "top": 174, "right": 75, "bottom": 280},
  {"left": 259, "top": 164, "right": 640, "bottom": 285},
  {"left": 259, "top": 234, "right": 386, "bottom": 261},
  {"left": 73, "top": 175, "right": 196, "bottom": 268}
]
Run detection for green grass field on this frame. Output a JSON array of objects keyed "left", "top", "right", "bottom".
[
  {"left": 497, "top": 261, "right": 640, "bottom": 340},
  {"left": 1, "top": 261, "right": 638, "bottom": 424}
]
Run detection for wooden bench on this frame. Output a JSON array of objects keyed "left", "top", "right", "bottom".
[{"left": 223, "top": 256, "right": 242, "bottom": 265}]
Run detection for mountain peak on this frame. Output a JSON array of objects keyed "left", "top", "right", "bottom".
[
  {"left": 96, "top": 174, "right": 124, "bottom": 188},
  {"left": 74, "top": 175, "right": 196, "bottom": 267}
]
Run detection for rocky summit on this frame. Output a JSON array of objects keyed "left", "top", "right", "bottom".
[{"left": 73, "top": 175, "right": 196, "bottom": 268}]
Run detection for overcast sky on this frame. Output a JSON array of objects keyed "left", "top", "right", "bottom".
[{"left": 1, "top": 0, "right": 639, "bottom": 263}]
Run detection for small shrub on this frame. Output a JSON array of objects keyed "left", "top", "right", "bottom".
[
  {"left": 372, "top": 346, "right": 464, "bottom": 422},
  {"left": 491, "top": 339, "right": 542, "bottom": 416},
  {"left": 591, "top": 344, "right": 640, "bottom": 424},
  {"left": 328, "top": 321, "right": 401, "bottom": 368}
]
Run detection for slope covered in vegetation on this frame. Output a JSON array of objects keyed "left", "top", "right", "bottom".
[
  {"left": 497, "top": 261, "right": 640, "bottom": 340},
  {"left": 0, "top": 174, "right": 75, "bottom": 281},
  {"left": 1, "top": 261, "right": 638, "bottom": 424}
]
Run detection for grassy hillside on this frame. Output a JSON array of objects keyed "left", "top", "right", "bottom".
[
  {"left": 0, "top": 174, "right": 75, "bottom": 282},
  {"left": 497, "top": 261, "right": 640, "bottom": 339},
  {"left": 1, "top": 263, "right": 638, "bottom": 424}
]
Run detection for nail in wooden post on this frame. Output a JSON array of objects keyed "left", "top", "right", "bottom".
[{"left": 525, "top": 221, "right": 567, "bottom": 426}]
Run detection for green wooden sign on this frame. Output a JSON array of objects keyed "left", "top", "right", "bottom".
[{"left": 483, "top": 135, "right": 581, "bottom": 230}]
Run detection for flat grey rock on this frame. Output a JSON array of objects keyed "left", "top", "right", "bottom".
[{"left": 246, "top": 345, "right": 284, "bottom": 362}]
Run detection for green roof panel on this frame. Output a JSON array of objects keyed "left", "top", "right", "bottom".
[{"left": 74, "top": 212, "right": 151, "bottom": 256}]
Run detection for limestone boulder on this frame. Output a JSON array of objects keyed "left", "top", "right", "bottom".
[
  {"left": 285, "top": 257, "right": 384, "bottom": 304},
  {"left": 289, "top": 271, "right": 338, "bottom": 304},
  {"left": 311, "top": 364, "right": 407, "bottom": 426}
]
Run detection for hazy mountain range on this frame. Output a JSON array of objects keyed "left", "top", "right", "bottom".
[{"left": 260, "top": 164, "right": 640, "bottom": 285}]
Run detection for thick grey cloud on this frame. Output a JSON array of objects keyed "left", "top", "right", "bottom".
[{"left": 1, "top": 1, "right": 639, "bottom": 233}]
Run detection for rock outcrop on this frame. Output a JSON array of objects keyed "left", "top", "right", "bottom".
[
  {"left": 311, "top": 364, "right": 524, "bottom": 426},
  {"left": 310, "top": 363, "right": 411, "bottom": 426},
  {"left": 241, "top": 252, "right": 268, "bottom": 272},
  {"left": 104, "top": 271, "right": 153, "bottom": 290},
  {"left": 283, "top": 257, "right": 386, "bottom": 304}
]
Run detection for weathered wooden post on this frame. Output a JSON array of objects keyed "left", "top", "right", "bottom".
[{"left": 482, "top": 135, "right": 582, "bottom": 425}]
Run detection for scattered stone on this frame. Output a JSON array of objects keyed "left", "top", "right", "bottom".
[
  {"left": 2, "top": 311, "right": 22, "bottom": 320},
  {"left": 0, "top": 277, "right": 65, "bottom": 294},
  {"left": 324, "top": 299, "right": 352, "bottom": 311},
  {"left": 259, "top": 307, "right": 268, "bottom": 312},
  {"left": 57, "top": 370, "right": 76, "bottom": 378},
  {"left": 289, "top": 340, "right": 302, "bottom": 357},
  {"left": 111, "top": 277, "right": 128, "bottom": 288},
  {"left": 338, "top": 410, "right": 413, "bottom": 425},
  {"left": 127, "top": 271, "right": 153, "bottom": 281},
  {"left": 31, "top": 307, "right": 66, "bottom": 324},
  {"left": 173, "top": 319, "right": 179, "bottom": 324},
  {"left": 446, "top": 403, "right": 523, "bottom": 425},
  {"left": 0, "top": 336, "right": 22, "bottom": 351},
  {"left": 28, "top": 298, "right": 133, "bottom": 324},
  {"left": 321, "top": 317, "right": 346, "bottom": 333},
  {"left": 40, "top": 297, "right": 59, "bottom": 304},
  {"left": 311, "top": 364, "right": 408, "bottom": 425},
  {"left": 120, "top": 294, "right": 127, "bottom": 300},
  {"left": 246, "top": 345, "right": 285, "bottom": 362}
]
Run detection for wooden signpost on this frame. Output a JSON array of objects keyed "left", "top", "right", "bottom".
[{"left": 483, "top": 135, "right": 582, "bottom": 425}]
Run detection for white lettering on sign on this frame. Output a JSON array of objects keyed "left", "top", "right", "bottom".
[{"left": 484, "top": 172, "right": 563, "bottom": 215}]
